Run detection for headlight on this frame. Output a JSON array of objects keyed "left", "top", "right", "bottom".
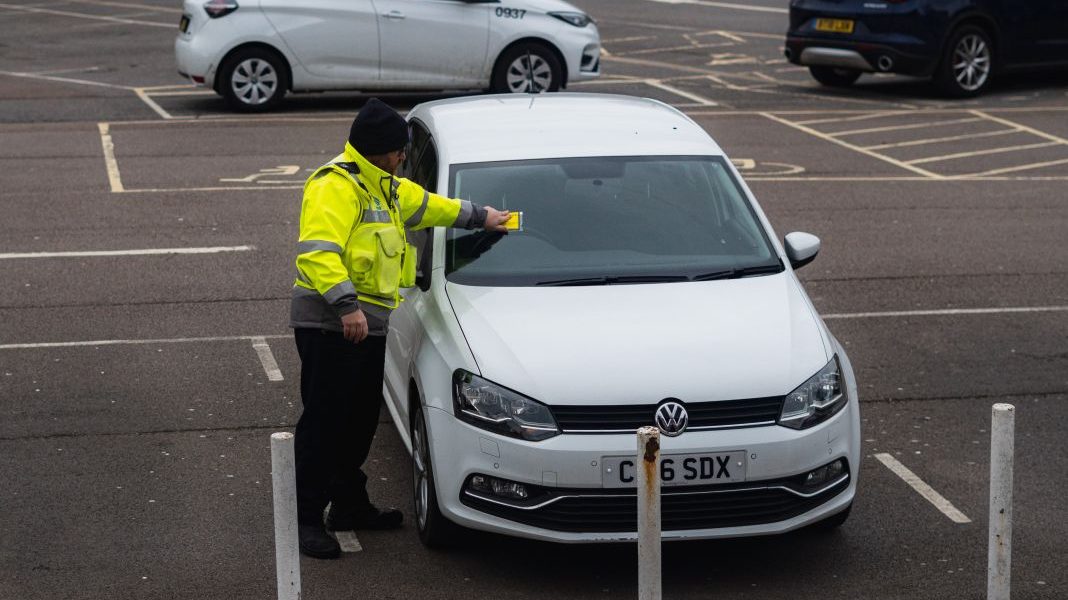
[
  {"left": 548, "top": 11, "right": 592, "bottom": 27},
  {"left": 453, "top": 371, "right": 559, "bottom": 441},
  {"left": 779, "top": 356, "right": 846, "bottom": 429}
]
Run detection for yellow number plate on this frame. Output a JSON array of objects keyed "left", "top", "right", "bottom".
[{"left": 815, "top": 18, "right": 854, "bottom": 34}]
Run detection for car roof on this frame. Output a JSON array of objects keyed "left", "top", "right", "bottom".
[{"left": 408, "top": 93, "right": 724, "bottom": 165}]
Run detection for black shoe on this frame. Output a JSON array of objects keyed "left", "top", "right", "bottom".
[
  {"left": 298, "top": 524, "right": 341, "bottom": 559},
  {"left": 326, "top": 504, "right": 404, "bottom": 531}
]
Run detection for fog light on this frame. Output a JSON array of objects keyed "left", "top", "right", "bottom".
[
  {"left": 802, "top": 459, "right": 846, "bottom": 490},
  {"left": 467, "top": 474, "right": 529, "bottom": 500}
]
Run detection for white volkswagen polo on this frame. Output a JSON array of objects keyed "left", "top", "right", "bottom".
[
  {"left": 174, "top": 0, "right": 600, "bottom": 111},
  {"left": 384, "top": 94, "right": 860, "bottom": 546}
]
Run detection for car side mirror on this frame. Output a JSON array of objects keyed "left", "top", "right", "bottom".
[{"left": 784, "top": 232, "right": 820, "bottom": 270}]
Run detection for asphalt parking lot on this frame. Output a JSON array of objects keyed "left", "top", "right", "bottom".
[{"left": 1, "top": 1, "right": 1066, "bottom": 599}]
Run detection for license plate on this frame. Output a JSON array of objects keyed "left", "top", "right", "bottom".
[
  {"left": 815, "top": 18, "right": 854, "bottom": 34},
  {"left": 179, "top": 14, "right": 190, "bottom": 32},
  {"left": 601, "top": 451, "right": 747, "bottom": 489}
]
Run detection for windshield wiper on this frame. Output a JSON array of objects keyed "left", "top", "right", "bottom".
[
  {"left": 535, "top": 275, "right": 690, "bottom": 286},
  {"left": 691, "top": 264, "right": 784, "bottom": 281}
]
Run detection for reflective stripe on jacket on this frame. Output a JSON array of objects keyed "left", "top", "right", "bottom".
[{"left": 291, "top": 142, "right": 483, "bottom": 331}]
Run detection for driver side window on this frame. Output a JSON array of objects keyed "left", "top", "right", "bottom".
[{"left": 405, "top": 121, "right": 438, "bottom": 291}]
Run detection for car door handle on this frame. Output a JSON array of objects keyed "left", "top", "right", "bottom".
[{"left": 382, "top": 10, "right": 405, "bottom": 20}]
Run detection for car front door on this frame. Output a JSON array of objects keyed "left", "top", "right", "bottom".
[
  {"left": 259, "top": 0, "right": 380, "bottom": 84},
  {"left": 371, "top": 0, "right": 492, "bottom": 86},
  {"left": 384, "top": 121, "right": 438, "bottom": 433}
]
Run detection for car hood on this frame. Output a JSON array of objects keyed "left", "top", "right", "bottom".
[{"left": 445, "top": 274, "right": 831, "bottom": 406}]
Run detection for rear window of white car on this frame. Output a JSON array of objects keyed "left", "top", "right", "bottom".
[{"left": 446, "top": 155, "right": 781, "bottom": 286}]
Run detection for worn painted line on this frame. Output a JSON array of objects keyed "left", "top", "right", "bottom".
[
  {"left": 823, "top": 306, "right": 1068, "bottom": 319},
  {"left": 118, "top": 185, "right": 304, "bottom": 194},
  {"left": 643, "top": 79, "right": 718, "bottom": 105},
  {"left": 760, "top": 112, "right": 944, "bottom": 179},
  {"left": 134, "top": 88, "right": 178, "bottom": 120},
  {"left": 0, "top": 246, "right": 254, "bottom": 260},
  {"left": 0, "top": 334, "right": 289, "bottom": 351},
  {"left": 970, "top": 109, "right": 1068, "bottom": 146},
  {"left": 962, "top": 156, "right": 1068, "bottom": 178},
  {"left": 97, "top": 122, "right": 125, "bottom": 193},
  {"left": 793, "top": 111, "right": 904, "bottom": 126},
  {"left": 875, "top": 453, "right": 971, "bottom": 524},
  {"left": 0, "top": 69, "right": 131, "bottom": 90},
  {"left": 828, "top": 117, "right": 984, "bottom": 138},
  {"left": 251, "top": 337, "right": 284, "bottom": 382},
  {"left": 865, "top": 128, "right": 1021, "bottom": 151},
  {"left": 715, "top": 30, "right": 746, "bottom": 42},
  {"left": 0, "top": 2, "right": 172, "bottom": 27},
  {"left": 333, "top": 530, "right": 363, "bottom": 553},
  {"left": 61, "top": 0, "right": 183, "bottom": 13},
  {"left": 906, "top": 141, "right": 1060, "bottom": 165},
  {"left": 644, "top": 0, "right": 787, "bottom": 14}
]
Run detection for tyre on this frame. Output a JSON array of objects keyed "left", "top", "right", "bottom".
[
  {"left": 813, "top": 502, "right": 852, "bottom": 531},
  {"left": 809, "top": 66, "right": 862, "bottom": 88},
  {"left": 491, "top": 42, "right": 563, "bottom": 93},
  {"left": 935, "top": 25, "right": 993, "bottom": 97},
  {"left": 412, "top": 407, "right": 457, "bottom": 548},
  {"left": 218, "top": 47, "right": 287, "bottom": 112}
]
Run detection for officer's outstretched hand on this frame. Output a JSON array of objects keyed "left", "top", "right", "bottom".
[
  {"left": 342, "top": 309, "right": 368, "bottom": 343},
  {"left": 483, "top": 207, "right": 511, "bottom": 232}
]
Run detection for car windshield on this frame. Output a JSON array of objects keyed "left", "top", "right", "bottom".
[{"left": 445, "top": 155, "right": 781, "bottom": 286}]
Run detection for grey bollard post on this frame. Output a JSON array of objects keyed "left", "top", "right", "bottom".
[
  {"left": 271, "top": 432, "right": 302, "bottom": 600},
  {"left": 988, "top": 404, "right": 1014, "bottom": 600},
  {"left": 637, "top": 426, "right": 662, "bottom": 600}
]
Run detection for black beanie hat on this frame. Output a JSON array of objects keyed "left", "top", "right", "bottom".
[{"left": 348, "top": 98, "right": 409, "bottom": 156}]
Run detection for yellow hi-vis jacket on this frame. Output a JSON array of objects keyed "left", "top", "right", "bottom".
[{"left": 290, "top": 142, "right": 484, "bottom": 331}]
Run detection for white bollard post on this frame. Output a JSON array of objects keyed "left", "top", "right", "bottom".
[
  {"left": 637, "top": 426, "right": 662, "bottom": 600},
  {"left": 271, "top": 432, "right": 302, "bottom": 600},
  {"left": 988, "top": 404, "right": 1015, "bottom": 600}
]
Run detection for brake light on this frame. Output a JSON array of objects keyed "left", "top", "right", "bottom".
[{"left": 203, "top": 0, "right": 238, "bottom": 18}]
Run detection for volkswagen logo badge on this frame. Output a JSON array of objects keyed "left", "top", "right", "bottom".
[{"left": 655, "top": 400, "right": 688, "bottom": 437}]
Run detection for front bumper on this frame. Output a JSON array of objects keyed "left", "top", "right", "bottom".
[{"left": 426, "top": 395, "right": 859, "bottom": 542}]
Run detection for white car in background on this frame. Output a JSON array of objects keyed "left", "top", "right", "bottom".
[
  {"left": 384, "top": 94, "right": 861, "bottom": 546},
  {"left": 174, "top": 0, "right": 601, "bottom": 111}
]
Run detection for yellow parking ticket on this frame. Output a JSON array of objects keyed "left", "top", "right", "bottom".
[{"left": 503, "top": 211, "right": 523, "bottom": 231}]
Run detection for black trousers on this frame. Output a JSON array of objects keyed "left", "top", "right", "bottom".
[{"left": 293, "top": 328, "right": 387, "bottom": 525}]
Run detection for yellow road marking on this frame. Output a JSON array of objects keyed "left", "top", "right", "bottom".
[
  {"left": 865, "top": 128, "right": 1021, "bottom": 150},
  {"left": 960, "top": 156, "right": 1068, "bottom": 178},
  {"left": 906, "top": 141, "right": 1059, "bottom": 165},
  {"left": 643, "top": 79, "right": 718, "bottom": 105},
  {"left": 60, "top": 0, "right": 183, "bottom": 13},
  {"left": 760, "top": 112, "right": 944, "bottom": 179},
  {"left": 0, "top": 2, "right": 172, "bottom": 27},
  {"left": 829, "top": 117, "right": 984, "bottom": 137},
  {"left": 794, "top": 111, "right": 905, "bottom": 126},
  {"left": 97, "top": 123, "right": 124, "bottom": 193},
  {"left": 970, "top": 109, "right": 1068, "bottom": 146}
]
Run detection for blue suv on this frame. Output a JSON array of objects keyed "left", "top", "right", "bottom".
[{"left": 785, "top": 0, "right": 1068, "bottom": 96}]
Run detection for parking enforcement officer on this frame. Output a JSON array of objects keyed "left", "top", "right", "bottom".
[{"left": 290, "top": 98, "right": 510, "bottom": 559}]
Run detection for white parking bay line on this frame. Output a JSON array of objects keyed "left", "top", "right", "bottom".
[
  {"left": 0, "top": 334, "right": 289, "bottom": 351},
  {"left": 0, "top": 246, "right": 253, "bottom": 260},
  {"left": 251, "top": 337, "right": 284, "bottom": 382},
  {"left": 97, "top": 122, "right": 124, "bottom": 193},
  {"left": 823, "top": 305, "right": 1068, "bottom": 319},
  {"left": 333, "top": 530, "right": 363, "bottom": 553},
  {"left": 875, "top": 453, "right": 971, "bottom": 524}
]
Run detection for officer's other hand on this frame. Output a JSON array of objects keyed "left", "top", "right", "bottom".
[
  {"left": 342, "top": 309, "right": 368, "bottom": 343},
  {"left": 483, "top": 207, "right": 511, "bottom": 232}
]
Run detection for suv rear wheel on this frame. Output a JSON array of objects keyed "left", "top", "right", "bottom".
[
  {"left": 809, "top": 66, "right": 862, "bottom": 88},
  {"left": 935, "top": 25, "right": 993, "bottom": 97}
]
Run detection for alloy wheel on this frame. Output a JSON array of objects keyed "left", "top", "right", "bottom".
[
  {"left": 952, "top": 33, "right": 991, "bottom": 92},
  {"left": 505, "top": 54, "right": 552, "bottom": 93},
  {"left": 413, "top": 414, "right": 430, "bottom": 529},
  {"left": 230, "top": 58, "right": 278, "bottom": 105}
]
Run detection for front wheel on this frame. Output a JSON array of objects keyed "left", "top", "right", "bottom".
[
  {"left": 935, "top": 25, "right": 993, "bottom": 97},
  {"left": 218, "top": 47, "right": 287, "bottom": 112},
  {"left": 809, "top": 66, "right": 861, "bottom": 88},
  {"left": 491, "top": 43, "right": 563, "bottom": 93},
  {"left": 412, "top": 407, "right": 457, "bottom": 548}
]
